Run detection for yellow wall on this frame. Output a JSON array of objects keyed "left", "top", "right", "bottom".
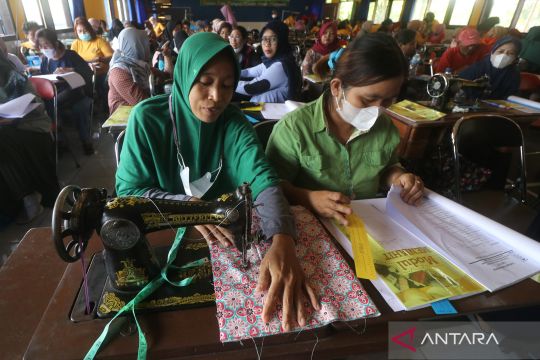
[{"left": 84, "top": 0, "right": 107, "bottom": 21}]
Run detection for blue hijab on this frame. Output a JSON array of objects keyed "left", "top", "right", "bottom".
[{"left": 459, "top": 36, "right": 522, "bottom": 100}]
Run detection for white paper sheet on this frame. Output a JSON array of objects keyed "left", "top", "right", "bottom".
[
  {"left": 33, "top": 72, "right": 86, "bottom": 89},
  {"left": 260, "top": 100, "right": 304, "bottom": 120},
  {"left": 0, "top": 93, "right": 38, "bottom": 119},
  {"left": 386, "top": 187, "right": 540, "bottom": 291}
]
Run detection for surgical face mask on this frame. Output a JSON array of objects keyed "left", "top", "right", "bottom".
[
  {"left": 335, "top": 88, "right": 381, "bottom": 134},
  {"left": 79, "top": 33, "right": 92, "bottom": 41},
  {"left": 42, "top": 48, "right": 56, "bottom": 59},
  {"left": 490, "top": 53, "right": 516, "bottom": 69}
]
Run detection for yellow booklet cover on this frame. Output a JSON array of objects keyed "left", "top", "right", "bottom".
[
  {"left": 102, "top": 105, "right": 133, "bottom": 128},
  {"left": 387, "top": 100, "right": 445, "bottom": 122},
  {"left": 369, "top": 237, "right": 485, "bottom": 309}
]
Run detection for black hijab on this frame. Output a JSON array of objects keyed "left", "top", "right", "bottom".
[
  {"left": 260, "top": 21, "right": 301, "bottom": 100},
  {"left": 109, "top": 19, "right": 124, "bottom": 41}
]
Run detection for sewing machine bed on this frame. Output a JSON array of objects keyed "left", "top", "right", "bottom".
[{"left": 70, "top": 242, "right": 215, "bottom": 322}]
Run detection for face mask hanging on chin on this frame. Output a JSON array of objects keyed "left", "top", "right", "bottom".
[
  {"left": 179, "top": 159, "right": 223, "bottom": 198},
  {"left": 335, "top": 88, "right": 381, "bottom": 134}
]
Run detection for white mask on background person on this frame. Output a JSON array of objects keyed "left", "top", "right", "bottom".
[
  {"left": 335, "top": 88, "right": 381, "bottom": 134},
  {"left": 42, "top": 48, "right": 56, "bottom": 59},
  {"left": 490, "top": 53, "right": 516, "bottom": 69}
]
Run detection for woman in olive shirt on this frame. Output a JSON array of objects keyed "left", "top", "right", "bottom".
[{"left": 266, "top": 33, "right": 424, "bottom": 226}]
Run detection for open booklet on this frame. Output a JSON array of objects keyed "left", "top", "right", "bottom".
[
  {"left": 33, "top": 72, "right": 86, "bottom": 90},
  {"left": 260, "top": 100, "right": 304, "bottom": 120},
  {"left": 322, "top": 187, "right": 540, "bottom": 311}
]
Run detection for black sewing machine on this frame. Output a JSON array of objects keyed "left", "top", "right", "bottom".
[
  {"left": 51, "top": 183, "right": 259, "bottom": 321},
  {"left": 427, "top": 73, "right": 491, "bottom": 111}
]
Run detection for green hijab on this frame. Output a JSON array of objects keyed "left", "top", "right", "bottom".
[{"left": 171, "top": 32, "right": 240, "bottom": 181}]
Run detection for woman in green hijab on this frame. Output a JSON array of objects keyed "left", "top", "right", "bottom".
[{"left": 116, "top": 32, "right": 318, "bottom": 331}]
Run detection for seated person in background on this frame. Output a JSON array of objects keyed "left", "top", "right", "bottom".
[
  {"left": 301, "top": 21, "right": 339, "bottom": 76},
  {"left": 482, "top": 26, "right": 508, "bottom": 47},
  {"left": 116, "top": 32, "right": 318, "bottom": 331},
  {"left": 477, "top": 17, "right": 500, "bottom": 39},
  {"left": 266, "top": 33, "right": 425, "bottom": 226},
  {"left": 19, "top": 21, "right": 42, "bottom": 62},
  {"left": 71, "top": 17, "right": 114, "bottom": 73},
  {"left": 71, "top": 16, "right": 114, "bottom": 114},
  {"left": 36, "top": 29, "right": 95, "bottom": 155},
  {"left": 520, "top": 26, "right": 540, "bottom": 75},
  {"left": 149, "top": 16, "right": 165, "bottom": 39},
  {"left": 435, "top": 27, "right": 490, "bottom": 73},
  {"left": 356, "top": 21, "right": 373, "bottom": 38},
  {"left": 421, "top": 12, "right": 439, "bottom": 39},
  {"left": 395, "top": 29, "right": 417, "bottom": 60},
  {"left": 108, "top": 28, "right": 151, "bottom": 114},
  {"left": 0, "top": 48, "right": 58, "bottom": 223},
  {"left": 0, "top": 37, "right": 25, "bottom": 73},
  {"left": 108, "top": 18, "right": 125, "bottom": 51},
  {"left": 235, "top": 21, "right": 301, "bottom": 103},
  {"left": 218, "top": 21, "right": 232, "bottom": 41},
  {"left": 228, "top": 25, "right": 260, "bottom": 69},
  {"left": 428, "top": 24, "right": 445, "bottom": 44},
  {"left": 88, "top": 18, "right": 104, "bottom": 35},
  {"left": 459, "top": 36, "right": 521, "bottom": 100},
  {"left": 377, "top": 19, "right": 394, "bottom": 35},
  {"left": 407, "top": 20, "right": 426, "bottom": 47}
]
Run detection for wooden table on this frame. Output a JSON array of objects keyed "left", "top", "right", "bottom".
[
  {"left": 387, "top": 105, "right": 540, "bottom": 161},
  {"left": 1, "top": 223, "right": 540, "bottom": 359}
]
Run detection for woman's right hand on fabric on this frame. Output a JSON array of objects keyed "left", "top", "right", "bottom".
[{"left": 306, "top": 190, "right": 352, "bottom": 226}]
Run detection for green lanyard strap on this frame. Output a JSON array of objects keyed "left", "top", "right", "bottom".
[{"left": 85, "top": 227, "right": 208, "bottom": 360}]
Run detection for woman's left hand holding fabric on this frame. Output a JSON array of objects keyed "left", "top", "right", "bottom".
[{"left": 256, "top": 234, "right": 320, "bottom": 331}]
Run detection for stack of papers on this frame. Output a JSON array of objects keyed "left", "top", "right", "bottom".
[
  {"left": 33, "top": 72, "right": 86, "bottom": 90},
  {"left": 0, "top": 93, "right": 39, "bottom": 120},
  {"left": 483, "top": 96, "right": 540, "bottom": 114},
  {"left": 260, "top": 100, "right": 304, "bottom": 120}
]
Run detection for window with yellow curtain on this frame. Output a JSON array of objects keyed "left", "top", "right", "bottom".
[
  {"left": 374, "top": 0, "right": 389, "bottom": 24},
  {"left": 488, "top": 0, "right": 520, "bottom": 27},
  {"left": 411, "top": 0, "right": 429, "bottom": 21},
  {"left": 0, "top": 0, "right": 15, "bottom": 36},
  {"left": 21, "top": 0, "right": 43, "bottom": 25},
  {"left": 338, "top": 1, "right": 354, "bottom": 21},
  {"left": 389, "top": 0, "right": 404, "bottom": 22},
  {"left": 427, "top": 0, "right": 450, "bottom": 23}
]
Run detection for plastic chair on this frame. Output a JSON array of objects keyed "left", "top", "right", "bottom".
[
  {"left": 451, "top": 114, "right": 527, "bottom": 203},
  {"left": 253, "top": 120, "right": 278, "bottom": 150},
  {"left": 520, "top": 72, "right": 540, "bottom": 95},
  {"left": 29, "top": 77, "right": 80, "bottom": 169}
]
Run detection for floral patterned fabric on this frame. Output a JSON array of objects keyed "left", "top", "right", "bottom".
[{"left": 209, "top": 206, "right": 380, "bottom": 342}]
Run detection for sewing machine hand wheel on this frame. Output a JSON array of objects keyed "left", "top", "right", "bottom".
[
  {"left": 427, "top": 73, "right": 449, "bottom": 98},
  {"left": 52, "top": 185, "right": 105, "bottom": 262}
]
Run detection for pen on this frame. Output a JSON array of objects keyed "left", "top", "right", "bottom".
[{"left": 482, "top": 100, "right": 510, "bottom": 109}]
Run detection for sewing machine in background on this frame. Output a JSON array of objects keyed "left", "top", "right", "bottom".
[
  {"left": 427, "top": 73, "right": 491, "bottom": 111},
  {"left": 51, "top": 184, "right": 259, "bottom": 321}
]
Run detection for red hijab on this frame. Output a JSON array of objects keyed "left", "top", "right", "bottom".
[{"left": 311, "top": 21, "right": 340, "bottom": 55}]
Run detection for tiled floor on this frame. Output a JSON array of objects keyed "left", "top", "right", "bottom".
[{"left": 0, "top": 127, "right": 117, "bottom": 266}]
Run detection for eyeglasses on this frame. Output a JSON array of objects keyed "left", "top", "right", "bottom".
[
  {"left": 261, "top": 36, "right": 278, "bottom": 45},
  {"left": 228, "top": 35, "right": 241, "bottom": 40}
]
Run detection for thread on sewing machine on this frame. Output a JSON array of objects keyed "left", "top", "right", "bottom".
[
  {"left": 78, "top": 236, "right": 91, "bottom": 314},
  {"left": 250, "top": 336, "right": 265, "bottom": 360},
  {"left": 310, "top": 332, "right": 319, "bottom": 360},
  {"left": 141, "top": 195, "right": 247, "bottom": 243}
]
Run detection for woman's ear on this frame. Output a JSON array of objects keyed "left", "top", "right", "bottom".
[{"left": 329, "top": 78, "right": 342, "bottom": 98}]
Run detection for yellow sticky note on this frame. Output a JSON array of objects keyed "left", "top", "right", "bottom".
[{"left": 347, "top": 214, "right": 377, "bottom": 280}]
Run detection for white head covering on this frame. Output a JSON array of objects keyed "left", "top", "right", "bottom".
[{"left": 110, "top": 28, "right": 151, "bottom": 89}]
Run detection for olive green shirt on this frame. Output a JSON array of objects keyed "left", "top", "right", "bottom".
[{"left": 266, "top": 94, "right": 401, "bottom": 199}]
